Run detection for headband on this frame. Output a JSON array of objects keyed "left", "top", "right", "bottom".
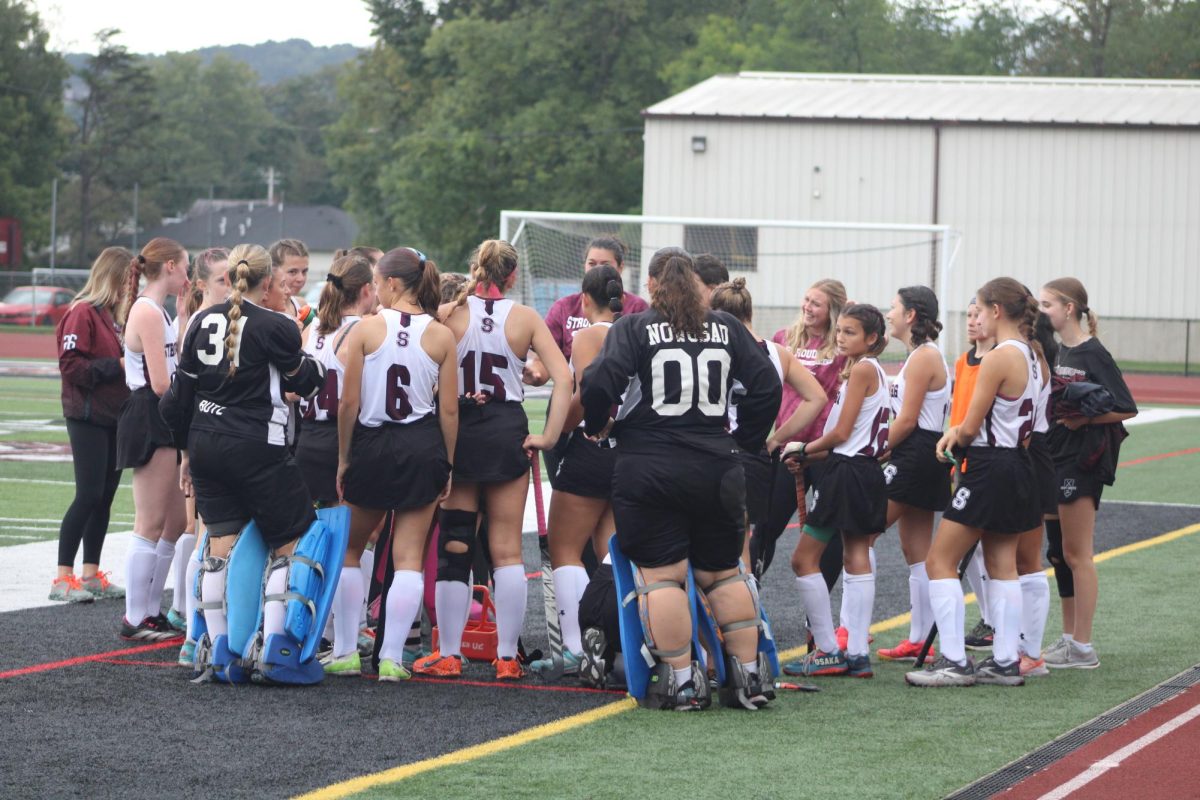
[
  {"left": 409, "top": 247, "right": 427, "bottom": 271},
  {"left": 327, "top": 273, "right": 345, "bottom": 290}
]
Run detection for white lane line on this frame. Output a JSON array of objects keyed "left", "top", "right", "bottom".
[
  {"left": 1037, "top": 703, "right": 1200, "bottom": 800},
  {"left": 0, "top": 477, "right": 131, "bottom": 489}
]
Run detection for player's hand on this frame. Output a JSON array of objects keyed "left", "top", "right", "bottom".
[
  {"left": 935, "top": 429, "right": 957, "bottom": 463},
  {"left": 1061, "top": 416, "right": 1088, "bottom": 431},
  {"left": 765, "top": 435, "right": 781, "bottom": 455},
  {"left": 585, "top": 418, "right": 615, "bottom": 442},
  {"left": 523, "top": 433, "right": 553, "bottom": 456},
  {"left": 522, "top": 362, "right": 548, "bottom": 386},
  {"left": 876, "top": 447, "right": 891, "bottom": 463},
  {"left": 179, "top": 456, "right": 192, "bottom": 497}
]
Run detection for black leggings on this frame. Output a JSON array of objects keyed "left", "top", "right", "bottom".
[
  {"left": 57, "top": 419, "right": 122, "bottom": 567},
  {"left": 750, "top": 459, "right": 843, "bottom": 589}
]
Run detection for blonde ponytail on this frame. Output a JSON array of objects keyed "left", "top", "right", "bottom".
[{"left": 223, "top": 244, "right": 272, "bottom": 378}]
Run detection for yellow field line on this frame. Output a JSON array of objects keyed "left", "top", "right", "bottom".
[{"left": 297, "top": 521, "right": 1200, "bottom": 800}]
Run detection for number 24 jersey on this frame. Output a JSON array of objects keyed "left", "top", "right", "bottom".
[{"left": 178, "top": 299, "right": 306, "bottom": 446}]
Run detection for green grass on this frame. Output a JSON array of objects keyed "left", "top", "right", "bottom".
[
  {"left": 1116, "top": 359, "right": 1196, "bottom": 376},
  {"left": 351, "top": 528, "right": 1200, "bottom": 800},
  {"left": 0, "top": 323, "right": 55, "bottom": 335}
]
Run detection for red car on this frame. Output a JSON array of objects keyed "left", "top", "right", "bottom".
[{"left": 0, "top": 286, "right": 76, "bottom": 325}]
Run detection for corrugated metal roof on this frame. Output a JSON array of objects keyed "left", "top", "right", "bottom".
[{"left": 643, "top": 72, "right": 1200, "bottom": 127}]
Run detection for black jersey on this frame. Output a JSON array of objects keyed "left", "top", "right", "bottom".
[
  {"left": 1048, "top": 337, "right": 1136, "bottom": 478},
  {"left": 581, "top": 309, "right": 780, "bottom": 455},
  {"left": 174, "top": 299, "right": 323, "bottom": 446}
]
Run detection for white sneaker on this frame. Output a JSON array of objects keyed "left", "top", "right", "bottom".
[{"left": 1044, "top": 640, "right": 1100, "bottom": 669}]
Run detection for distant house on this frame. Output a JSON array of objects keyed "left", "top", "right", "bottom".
[{"left": 139, "top": 200, "right": 360, "bottom": 278}]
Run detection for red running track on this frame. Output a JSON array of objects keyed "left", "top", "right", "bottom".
[{"left": 1000, "top": 682, "right": 1200, "bottom": 800}]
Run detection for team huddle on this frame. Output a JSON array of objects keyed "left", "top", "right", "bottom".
[{"left": 59, "top": 231, "right": 1137, "bottom": 709}]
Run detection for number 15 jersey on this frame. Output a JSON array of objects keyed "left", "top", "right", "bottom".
[
  {"left": 581, "top": 308, "right": 781, "bottom": 455},
  {"left": 457, "top": 296, "right": 525, "bottom": 403},
  {"left": 178, "top": 299, "right": 306, "bottom": 446}
]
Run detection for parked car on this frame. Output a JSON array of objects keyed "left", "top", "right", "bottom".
[{"left": 0, "top": 286, "right": 76, "bottom": 326}]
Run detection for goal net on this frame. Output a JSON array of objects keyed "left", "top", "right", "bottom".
[{"left": 500, "top": 211, "right": 962, "bottom": 357}]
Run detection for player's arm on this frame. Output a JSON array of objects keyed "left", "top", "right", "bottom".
[
  {"left": 562, "top": 326, "right": 604, "bottom": 431},
  {"left": 726, "top": 319, "right": 782, "bottom": 453},
  {"left": 271, "top": 317, "right": 325, "bottom": 398},
  {"left": 132, "top": 302, "right": 172, "bottom": 397},
  {"left": 430, "top": 322, "right": 459, "bottom": 477},
  {"left": 805, "top": 360, "right": 874, "bottom": 457},
  {"left": 889, "top": 347, "right": 941, "bottom": 451},
  {"left": 335, "top": 320, "right": 367, "bottom": 499},
  {"left": 523, "top": 309, "right": 571, "bottom": 451},
  {"left": 767, "top": 346, "right": 825, "bottom": 453},
  {"left": 580, "top": 315, "right": 638, "bottom": 436}
]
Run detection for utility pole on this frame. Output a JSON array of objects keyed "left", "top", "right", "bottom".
[
  {"left": 266, "top": 166, "right": 276, "bottom": 204},
  {"left": 132, "top": 182, "right": 139, "bottom": 252},
  {"left": 207, "top": 184, "right": 215, "bottom": 246},
  {"left": 49, "top": 178, "right": 57, "bottom": 275}
]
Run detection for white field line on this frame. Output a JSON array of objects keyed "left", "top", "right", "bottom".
[
  {"left": 0, "top": 526, "right": 60, "bottom": 533},
  {"left": 1037, "top": 703, "right": 1200, "bottom": 800}
]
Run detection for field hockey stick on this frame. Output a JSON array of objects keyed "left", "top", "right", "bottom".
[
  {"left": 531, "top": 456, "right": 565, "bottom": 679},
  {"left": 914, "top": 448, "right": 970, "bottom": 669}
]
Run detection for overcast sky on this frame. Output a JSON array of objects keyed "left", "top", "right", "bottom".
[{"left": 30, "top": 0, "right": 376, "bottom": 54}]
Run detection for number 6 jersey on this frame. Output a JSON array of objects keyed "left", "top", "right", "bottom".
[
  {"left": 358, "top": 309, "right": 440, "bottom": 426},
  {"left": 580, "top": 308, "right": 781, "bottom": 455},
  {"left": 177, "top": 299, "right": 311, "bottom": 446}
]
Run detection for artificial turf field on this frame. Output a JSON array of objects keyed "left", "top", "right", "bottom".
[{"left": 2, "top": 369, "right": 1199, "bottom": 799}]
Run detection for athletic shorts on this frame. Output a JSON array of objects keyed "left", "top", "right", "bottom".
[
  {"left": 343, "top": 416, "right": 450, "bottom": 511},
  {"left": 188, "top": 431, "right": 315, "bottom": 550},
  {"left": 578, "top": 563, "right": 621, "bottom": 656},
  {"left": 1029, "top": 432, "right": 1057, "bottom": 516},
  {"left": 115, "top": 386, "right": 176, "bottom": 470},
  {"left": 942, "top": 446, "right": 1040, "bottom": 534},
  {"left": 807, "top": 453, "right": 887, "bottom": 536},
  {"left": 453, "top": 401, "right": 530, "bottom": 483},
  {"left": 611, "top": 447, "right": 745, "bottom": 572},
  {"left": 738, "top": 446, "right": 774, "bottom": 526},
  {"left": 296, "top": 420, "right": 339, "bottom": 507},
  {"left": 884, "top": 428, "right": 951, "bottom": 512},
  {"left": 552, "top": 429, "right": 616, "bottom": 499}
]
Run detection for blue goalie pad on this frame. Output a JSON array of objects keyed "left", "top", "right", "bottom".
[
  {"left": 692, "top": 561, "right": 781, "bottom": 686},
  {"left": 190, "top": 531, "right": 209, "bottom": 646},
  {"left": 608, "top": 535, "right": 704, "bottom": 702},
  {"left": 210, "top": 634, "right": 252, "bottom": 684},
  {"left": 758, "top": 601, "right": 780, "bottom": 676},
  {"left": 225, "top": 521, "right": 270, "bottom": 657},
  {"left": 257, "top": 633, "right": 325, "bottom": 685},
  {"left": 271, "top": 506, "right": 350, "bottom": 665}
]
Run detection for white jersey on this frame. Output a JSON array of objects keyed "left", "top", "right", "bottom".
[
  {"left": 1033, "top": 358, "right": 1051, "bottom": 435},
  {"left": 972, "top": 339, "right": 1038, "bottom": 449},
  {"left": 825, "top": 357, "right": 890, "bottom": 457},
  {"left": 457, "top": 296, "right": 525, "bottom": 403},
  {"left": 300, "top": 315, "right": 360, "bottom": 422},
  {"left": 729, "top": 340, "right": 784, "bottom": 433},
  {"left": 570, "top": 321, "right": 612, "bottom": 429},
  {"left": 358, "top": 310, "right": 441, "bottom": 427},
  {"left": 890, "top": 342, "right": 951, "bottom": 433},
  {"left": 124, "top": 296, "right": 177, "bottom": 391}
]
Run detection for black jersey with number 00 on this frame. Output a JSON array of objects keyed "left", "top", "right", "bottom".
[
  {"left": 178, "top": 299, "right": 306, "bottom": 447},
  {"left": 581, "top": 309, "right": 781, "bottom": 455}
]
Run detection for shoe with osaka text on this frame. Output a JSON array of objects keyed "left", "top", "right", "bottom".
[{"left": 783, "top": 648, "right": 849, "bottom": 678}]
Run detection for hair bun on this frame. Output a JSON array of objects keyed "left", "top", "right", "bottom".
[
  {"left": 606, "top": 279, "right": 622, "bottom": 298},
  {"left": 732, "top": 277, "right": 747, "bottom": 290}
]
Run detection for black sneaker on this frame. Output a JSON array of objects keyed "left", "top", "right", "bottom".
[
  {"left": 120, "top": 616, "right": 175, "bottom": 642},
  {"left": 149, "top": 614, "right": 183, "bottom": 639},
  {"left": 905, "top": 655, "right": 977, "bottom": 687},
  {"left": 975, "top": 656, "right": 1024, "bottom": 686},
  {"left": 579, "top": 627, "right": 608, "bottom": 689},
  {"left": 964, "top": 620, "right": 994, "bottom": 650}
]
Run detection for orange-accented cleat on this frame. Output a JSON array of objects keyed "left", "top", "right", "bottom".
[
  {"left": 413, "top": 652, "right": 463, "bottom": 677},
  {"left": 494, "top": 657, "right": 525, "bottom": 681},
  {"left": 877, "top": 639, "right": 936, "bottom": 663}
]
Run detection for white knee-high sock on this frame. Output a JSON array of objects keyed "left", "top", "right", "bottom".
[
  {"left": 838, "top": 569, "right": 849, "bottom": 630},
  {"left": 929, "top": 577, "right": 966, "bottom": 665},
  {"left": 908, "top": 562, "right": 932, "bottom": 643},
  {"left": 332, "top": 567, "right": 363, "bottom": 658},
  {"left": 434, "top": 580, "right": 471, "bottom": 658},
  {"left": 552, "top": 565, "right": 589, "bottom": 655},
  {"left": 843, "top": 572, "right": 875, "bottom": 657},
  {"left": 868, "top": 546, "right": 877, "bottom": 576},
  {"left": 124, "top": 535, "right": 158, "bottom": 624},
  {"left": 379, "top": 570, "right": 424, "bottom": 663},
  {"left": 795, "top": 573, "right": 837, "bottom": 653},
  {"left": 184, "top": 548, "right": 202, "bottom": 641},
  {"left": 200, "top": 562, "right": 228, "bottom": 640},
  {"left": 965, "top": 548, "right": 990, "bottom": 625},
  {"left": 359, "top": 546, "right": 375, "bottom": 626},
  {"left": 171, "top": 534, "right": 195, "bottom": 614},
  {"left": 990, "top": 579, "right": 1023, "bottom": 666},
  {"left": 145, "top": 537, "right": 177, "bottom": 619},
  {"left": 262, "top": 566, "right": 288, "bottom": 639},
  {"left": 1019, "top": 572, "right": 1051, "bottom": 659},
  {"left": 493, "top": 564, "right": 528, "bottom": 660}
]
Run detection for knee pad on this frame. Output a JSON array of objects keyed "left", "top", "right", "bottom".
[
  {"left": 437, "top": 509, "right": 478, "bottom": 584},
  {"left": 696, "top": 564, "right": 780, "bottom": 682},
  {"left": 1044, "top": 519, "right": 1074, "bottom": 598}
]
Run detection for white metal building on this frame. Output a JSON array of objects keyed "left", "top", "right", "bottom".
[{"left": 641, "top": 73, "right": 1200, "bottom": 361}]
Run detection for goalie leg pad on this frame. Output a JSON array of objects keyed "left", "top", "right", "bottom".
[
  {"left": 190, "top": 531, "right": 211, "bottom": 650},
  {"left": 436, "top": 509, "right": 477, "bottom": 584},
  {"left": 281, "top": 506, "right": 349, "bottom": 665},
  {"left": 199, "top": 522, "right": 269, "bottom": 684},
  {"left": 698, "top": 564, "right": 781, "bottom": 680}
]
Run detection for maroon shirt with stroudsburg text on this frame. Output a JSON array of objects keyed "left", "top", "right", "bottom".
[{"left": 544, "top": 291, "right": 649, "bottom": 360}]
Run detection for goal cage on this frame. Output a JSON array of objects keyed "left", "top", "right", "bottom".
[{"left": 499, "top": 211, "right": 963, "bottom": 359}]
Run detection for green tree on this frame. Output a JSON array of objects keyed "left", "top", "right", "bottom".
[
  {"left": 263, "top": 65, "right": 346, "bottom": 206},
  {"left": 0, "top": 0, "right": 67, "bottom": 261}
]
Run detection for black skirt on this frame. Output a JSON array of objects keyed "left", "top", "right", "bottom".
[
  {"left": 942, "top": 446, "right": 1040, "bottom": 534},
  {"left": 807, "top": 453, "right": 887, "bottom": 536},
  {"left": 1029, "top": 432, "right": 1057, "bottom": 517},
  {"left": 296, "top": 420, "right": 340, "bottom": 507},
  {"left": 115, "top": 386, "right": 175, "bottom": 470},
  {"left": 552, "top": 429, "right": 616, "bottom": 500},
  {"left": 884, "top": 428, "right": 951, "bottom": 512},
  {"left": 453, "top": 401, "right": 530, "bottom": 484},
  {"left": 342, "top": 416, "right": 451, "bottom": 511},
  {"left": 738, "top": 446, "right": 774, "bottom": 525}
]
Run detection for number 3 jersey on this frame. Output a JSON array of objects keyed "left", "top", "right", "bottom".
[
  {"left": 358, "top": 309, "right": 440, "bottom": 426},
  {"left": 580, "top": 308, "right": 781, "bottom": 455},
  {"left": 178, "top": 298, "right": 309, "bottom": 446}
]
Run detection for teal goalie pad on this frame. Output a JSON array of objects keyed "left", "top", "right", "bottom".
[{"left": 270, "top": 506, "right": 350, "bottom": 665}]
